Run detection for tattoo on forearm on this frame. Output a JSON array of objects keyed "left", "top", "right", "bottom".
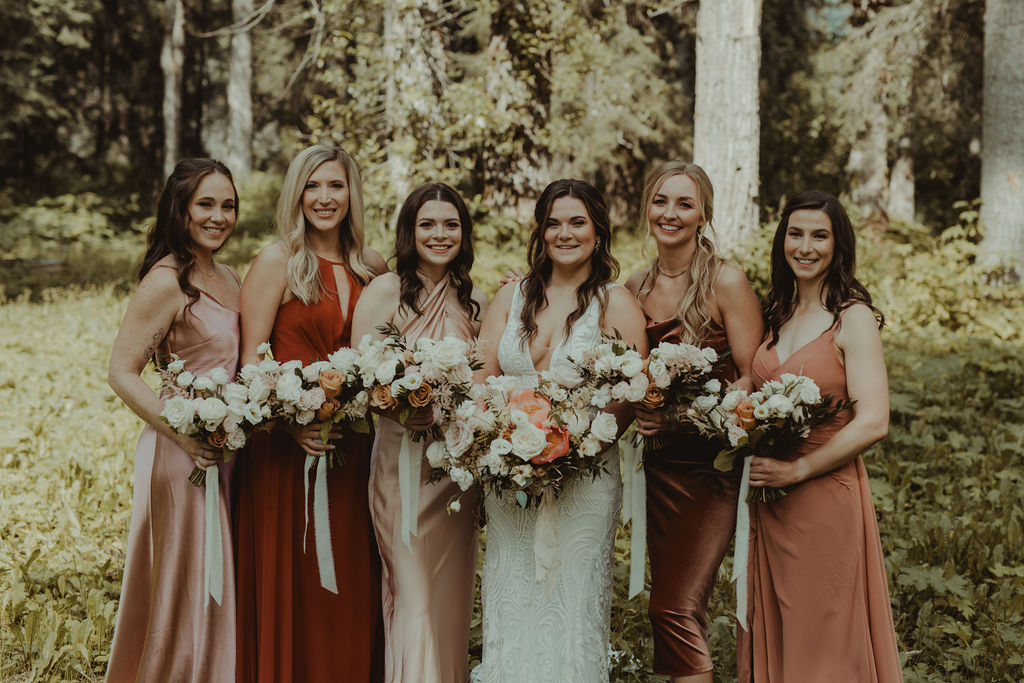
[{"left": 145, "top": 328, "right": 165, "bottom": 367}]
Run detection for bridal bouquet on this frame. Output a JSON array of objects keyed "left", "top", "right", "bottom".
[
  {"left": 687, "top": 372, "right": 855, "bottom": 502},
  {"left": 429, "top": 367, "right": 620, "bottom": 510}
]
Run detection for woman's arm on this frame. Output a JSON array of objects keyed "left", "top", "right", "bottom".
[
  {"left": 473, "top": 283, "right": 515, "bottom": 382},
  {"left": 107, "top": 268, "right": 219, "bottom": 468},
  {"left": 601, "top": 286, "right": 650, "bottom": 438},
  {"left": 715, "top": 263, "right": 765, "bottom": 392},
  {"left": 362, "top": 247, "right": 389, "bottom": 277},
  {"left": 749, "top": 303, "right": 889, "bottom": 488},
  {"left": 239, "top": 243, "right": 288, "bottom": 365},
  {"left": 349, "top": 273, "right": 400, "bottom": 345}
]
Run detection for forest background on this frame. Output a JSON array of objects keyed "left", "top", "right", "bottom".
[{"left": 1, "top": 0, "right": 1023, "bottom": 680}]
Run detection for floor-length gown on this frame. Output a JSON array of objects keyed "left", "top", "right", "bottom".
[
  {"left": 369, "top": 276, "right": 480, "bottom": 683},
  {"left": 234, "top": 256, "right": 383, "bottom": 682},
  {"left": 737, "top": 317, "right": 902, "bottom": 682},
  {"left": 106, "top": 283, "right": 239, "bottom": 682},
  {"left": 643, "top": 316, "right": 740, "bottom": 676},
  {"left": 475, "top": 281, "right": 622, "bottom": 683}
]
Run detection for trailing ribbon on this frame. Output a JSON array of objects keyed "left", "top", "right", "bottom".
[
  {"left": 398, "top": 430, "right": 423, "bottom": 551},
  {"left": 733, "top": 454, "right": 753, "bottom": 631},
  {"left": 203, "top": 464, "right": 223, "bottom": 608},
  {"left": 619, "top": 436, "right": 647, "bottom": 599},
  {"left": 303, "top": 455, "right": 338, "bottom": 594},
  {"left": 534, "top": 489, "right": 561, "bottom": 594}
]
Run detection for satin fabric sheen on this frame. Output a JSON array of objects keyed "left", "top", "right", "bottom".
[
  {"left": 643, "top": 316, "right": 740, "bottom": 676},
  {"left": 106, "top": 285, "right": 239, "bottom": 682},
  {"left": 369, "top": 276, "right": 480, "bottom": 682},
  {"left": 736, "top": 323, "right": 902, "bottom": 682},
  {"left": 234, "top": 257, "right": 383, "bottom": 682}
]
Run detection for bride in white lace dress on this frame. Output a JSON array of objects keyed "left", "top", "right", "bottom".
[{"left": 473, "top": 180, "right": 648, "bottom": 682}]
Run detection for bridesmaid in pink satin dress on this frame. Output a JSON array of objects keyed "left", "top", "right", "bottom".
[
  {"left": 737, "top": 191, "right": 902, "bottom": 682},
  {"left": 106, "top": 159, "right": 241, "bottom": 682},
  {"left": 351, "top": 183, "right": 488, "bottom": 683},
  {"left": 625, "top": 162, "right": 763, "bottom": 683}
]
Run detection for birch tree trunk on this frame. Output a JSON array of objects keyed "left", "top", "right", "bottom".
[
  {"left": 979, "top": 0, "right": 1024, "bottom": 272},
  {"left": 844, "top": 44, "right": 890, "bottom": 222},
  {"left": 887, "top": 136, "right": 915, "bottom": 224},
  {"left": 161, "top": 0, "right": 185, "bottom": 179},
  {"left": 226, "top": 0, "right": 254, "bottom": 178},
  {"left": 693, "top": 0, "right": 762, "bottom": 253}
]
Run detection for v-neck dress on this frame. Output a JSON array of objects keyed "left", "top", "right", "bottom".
[
  {"left": 737, "top": 316, "right": 902, "bottom": 682},
  {"left": 234, "top": 256, "right": 383, "bottom": 682}
]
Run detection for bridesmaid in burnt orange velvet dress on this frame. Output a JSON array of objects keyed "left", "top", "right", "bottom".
[
  {"left": 737, "top": 191, "right": 902, "bottom": 682},
  {"left": 351, "top": 183, "right": 488, "bottom": 683},
  {"left": 234, "top": 145, "right": 388, "bottom": 682},
  {"left": 625, "top": 162, "right": 763, "bottom": 683}
]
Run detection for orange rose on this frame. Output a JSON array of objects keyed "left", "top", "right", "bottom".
[
  {"left": 318, "top": 369, "right": 345, "bottom": 398},
  {"left": 640, "top": 385, "right": 666, "bottom": 410},
  {"left": 532, "top": 427, "right": 570, "bottom": 464},
  {"left": 734, "top": 400, "right": 756, "bottom": 430},
  {"left": 407, "top": 383, "right": 433, "bottom": 408},
  {"left": 370, "top": 384, "right": 399, "bottom": 410},
  {"left": 207, "top": 429, "right": 227, "bottom": 448},
  {"left": 317, "top": 397, "right": 341, "bottom": 421}
]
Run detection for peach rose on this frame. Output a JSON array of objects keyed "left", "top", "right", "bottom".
[
  {"left": 206, "top": 429, "right": 227, "bottom": 448},
  {"left": 639, "top": 384, "right": 666, "bottom": 410},
  {"left": 370, "top": 384, "right": 399, "bottom": 410},
  {"left": 531, "top": 426, "right": 570, "bottom": 465},
  {"left": 318, "top": 369, "right": 345, "bottom": 398},
  {"left": 734, "top": 400, "right": 756, "bottom": 430},
  {"left": 407, "top": 383, "right": 433, "bottom": 408},
  {"left": 317, "top": 397, "right": 341, "bottom": 421}
]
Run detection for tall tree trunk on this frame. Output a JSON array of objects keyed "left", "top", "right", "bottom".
[
  {"left": 979, "top": 0, "right": 1024, "bottom": 272},
  {"left": 845, "top": 91, "right": 890, "bottom": 221},
  {"left": 161, "top": 0, "right": 184, "bottom": 179},
  {"left": 693, "top": 0, "right": 762, "bottom": 252},
  {"left": 226, "top": 0, "right": 254, "bottom": 178},
  {"left": 887, "top": 135, "right": 914, "bottom": 224}
]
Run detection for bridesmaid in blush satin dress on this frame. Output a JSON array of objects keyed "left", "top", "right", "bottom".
[
  {"left": 351, "top": 183, "right": 488, "bottom": 683},
  {"left": 233, "top": 145, "right": 388, "bottom": 682},
  {"left": 106, "top": 159, "right": 241, "bottom": 682},
  {"left": 624, "top": 162, "right": 763, "bottom": 682},
  {"left": 737, "top": 191, "right": 902, "bottom": 682}
]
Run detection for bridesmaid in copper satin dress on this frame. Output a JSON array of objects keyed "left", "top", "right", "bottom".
[
  {"left": 737, "top": 191, "right": 902, "bottom": 681},
  {"left": 351, "top": 183, "right": 488, "bottom": 683},
  {"left": 624, "top": 162, "right": 763, "bottom": 683},
  {"left": 234, "top": 145, "right": 388, "bottom": 682},
  {"left": 106, "top": 159, "right": 241, "bottom": 682}
]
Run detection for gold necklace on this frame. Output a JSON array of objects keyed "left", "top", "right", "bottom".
[{"left": 657, "top": 261, "right": 690, "bottom": 278}]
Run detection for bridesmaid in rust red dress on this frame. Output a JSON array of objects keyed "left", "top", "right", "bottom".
[
  {"left": 737, "top": 191, "right": 901, "bottom": 681},
  {"left": 234, "top": 145, "right": 388, "bottom": 682},
  {"left": 625, "top": 162, "right": 763, "bottom": 683}
]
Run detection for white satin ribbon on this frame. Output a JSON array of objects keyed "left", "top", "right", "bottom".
[
  {"left": 203, "top": 464, "right": 223, "bottom": 608},
  {"left": 733, "top": 454, "right": 753, "bottom": 631},
  {"left": 398, "top": 430, "right": 423, "bottom": 551},
  {"left": 303, "top": 455, "right": 338, "bottom": 594},
  {"left": 534, "top": 489, "right": 561, "bottom": 594},
  {"left": 619, "top": 437, "right": 647, "bottom": 599}
]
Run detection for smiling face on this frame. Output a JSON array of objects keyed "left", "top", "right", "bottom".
[
  {"left": 647, "top": 173, "right": 703, "bottom": 246},
  {"left": 301, "top": 160, "right": 350, "bottom": 233},
  {"left": 784, "top": 208, "right": 834, "bottom": 282},
  {"left": 414, "top": 199, "right": 462, "bottom": 275},
  {"left": 185, "top": 172, "right": 237, "bottom": 254},
  {"left": 543, "top": 195, "right": 596, "bottom": 270}
]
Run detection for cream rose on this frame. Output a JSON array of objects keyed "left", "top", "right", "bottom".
[
  {"left": 161, "top": 396, "right": 195, "bottom": 433},
  {"left": 176, "top": 370, "right": 195, "bottom": 388},
  {"left": 589, "top": 411, "right": 619, "bottom": 443},
  {"left": 375, "top": 358, "right": 401, "bottom": 385},
  {"left": 196, "top": 397, "right": 229, "bottom": 429},
  {"left": 510, "top": 423, "right": 547, "bottom": 461},
  {"left": 275, "top": 373, "right": 303, "bottom": 404},
  {"left": 425, "top": 441, "right": 447, "bottom": 467},
  {"left": 449, "top": 466, "right": 474, "bottom": 491},
  {"left": 445, "top": 420, "right": 475, "bottom": 458},
  {"left": 226, "top": 428, "right": 247, "bottom": 450},
  {"left": 431, "top": 337, "right": 470, "bottom": 371}
]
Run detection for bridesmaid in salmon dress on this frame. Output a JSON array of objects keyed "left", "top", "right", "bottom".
[
  {"left": 106, "top": 159, "right": 241, "bottom": 682},
  {"left": 234, "top": 145, "right": 388, "bottom": 682},
  {"left": 624, "top": 162, "right": 763, "bottom": 682},
  {"left": 351, "top": 183, "right": 488, "bottom": 683},
  {"left": 737, "top": 190, "right": 902, "bottom": 682}
]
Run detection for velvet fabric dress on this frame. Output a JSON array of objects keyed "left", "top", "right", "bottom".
[
  {"left": 643, "top": 316, "right": 740, "bottom": 676},
  {"left": 369, "top": 276, "right": 480, "bottom": 683},
  {"left": 234, "top": 257, "right": 383, "bottom": 682},
  {"left": 736, "top": 321, "right": 902, "bottom": 682},
  {"left": 106, "top": 281, "right": 239, "bottom": 683}
]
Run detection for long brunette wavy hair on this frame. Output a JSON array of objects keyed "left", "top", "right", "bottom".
[
  {"left": 765, "top": 190, "right": 884, "bottom": 348},
  {"left": 139, "top": 158, "right": 237, "bottom": 316},
  {"left": 519, "top": 179, "right": 619, "bottom": 345},
  {"left": 393, "top": 182, "right": 480, "bottom": 322}
]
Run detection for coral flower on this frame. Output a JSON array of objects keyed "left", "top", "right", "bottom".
[
  {"left": 508, "top": 388, "right": 551, "bottom": 428},
  {"left": 532, "top": 426, "right": 570, "bottom": 464}
]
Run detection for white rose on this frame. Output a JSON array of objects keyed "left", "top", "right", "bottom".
[
  {"left": 247, "top": 375, "right": 271, "bottom": 404},
  {"left": 167, "top": 358, "right": 186, "bottom": 374},
  {"left": 445, "top": 421, "right": 475, "bottom": 458},
  {"left": 243, "top": 401, "right": 264, "bottom": 425},
  {"left": 257, "top": 358, "right": 280, "bottom": 374},
  {"left": 223, "top": 414, "right": 241, "bottom": 433},
  {"left": 648, "top": 359, "right": 670, "bottom": 388},
  {"left": 375, "top": 358, "right": 400, "bottom": 385},
  {"left": 297, "top": 387, "right": 326, "bottom": 411},
  {"left": 779, "top": 372, "right": 798, "bottom": 385},
  {"left": 719, "top": 390, "right": 746, "bottom": 412},
  {"left": 238, "top": 363, "right": 259, "bottom": 382},
  {"left": 702, "top": 347, "right": 719, "bottom": 363},
  {"left": 226, "top": 428, "right": 247, "bottom": 450},
  {"left": 797, "top": 385, "right": 821, "bottom": 405},
  {"left": 693, "top": 394, "right": 719, "bottom": 413},
  {"left": 727, "top": 422, "right": 748, "bottom": 447},
  {"left": 764, "top": 394, "right": 795, "bottom": 416},
  {"left": 223, "top": 382, "right": 249, "bottom": 405},
  {"left": 296, "top": 409, "right": 315, "bottom": 425},
  {"left": 256, "top": 341, "right": 272, "bottom": 356},
  {"left": 703, "top": 378, "right": 722, "bottom": 394},
  {"left": 590, "top": 386, "right": 613, "bottom": 409},
  {"left": 589, "top": 411, "right": 619, "bottom": 443},
  {"left": 192, "top": 376, "right": 216, "bottom": 393},
  {"left": 489, "top": 438, "right": 513, "bottom": 456},
  {"left": 302, "top": 361, "right": 330, "bottom": 383},
  {"left": 176, "top": 371, "right": 195, "bottom": 388},
  {"left": 431, "top": 337, "right": 470, "bottom": 371},
  {"left": 276, "top": 373, "right": 303, "bottom": 404},
  {"left": 618, "top": 354, "right": 644, "bottom": 378},
  {"left": 161, "top": 396, "right": 195, "bottom": 433},
  {"left": 549, "top": 362, "right": 583, "bottom": 389},
  {"left": 328, "top": 347, "right": 359, "bottom": 373},
  {"left": 593, "top": 355, "right": 614, "bottom": 375},
  {"left": 579, "top": 435, "right": 601, "bottom": 457},
  {"left": 426, "top": 440, "right": 447, "bottom": 467},
  {"left": 564, "top": 409, "right": 590, "bottom": 438},
  {"left": 196, "top": 397, "right": 229, "bottom": 428},
  {"left": 624, "top": 376, "right": 648, "bottom": 403},
  {"left": 610, "top": 381, "right": 631, "bottom": 401},
  {"left": 449, "top": 466, "right": 474, "bottom": 491},
  {"left": 448, "top": 499, "right": 462, "bottom": 513},
  {"left": 209, "top": 367, "right": 230, "bottom": 386},
  {"left": 510, "top": 423, "right": 547, "bottom": 461}
]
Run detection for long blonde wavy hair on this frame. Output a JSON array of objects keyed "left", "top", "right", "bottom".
[
  {"left": 278, "top": 145, "right": 374, "bottom": 304},
  {"left": 637, "top": 161, "right": 722, "bottom": 345}
]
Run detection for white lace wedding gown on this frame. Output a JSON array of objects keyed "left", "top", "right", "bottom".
[{"left": 474, "top": 281, "right": 622, "bottom": 683}]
